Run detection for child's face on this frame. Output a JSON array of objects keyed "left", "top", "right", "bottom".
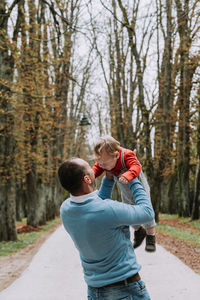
[{"left": 96, "top": 149, "right": 120, "bottom": 170}]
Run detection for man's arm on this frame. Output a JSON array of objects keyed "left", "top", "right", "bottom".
[
  {"left": 98, "top": 176, "right": 115, "bottom": 200},
  {"left": 98, "top": 176, "right": 154, "bottom": 226},
  {"left": 109, "top": 178, "right": 154, "bottom": 226}
]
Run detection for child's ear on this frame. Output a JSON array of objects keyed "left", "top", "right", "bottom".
[{"left": 116, "top": 151, "right": 120, "bottom": 159}]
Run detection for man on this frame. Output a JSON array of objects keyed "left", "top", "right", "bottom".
[{"left": 58, "top": 157, "right": 154, "bottom": 300}]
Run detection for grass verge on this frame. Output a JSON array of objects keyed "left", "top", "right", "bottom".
[
  {"left": 0, "top": 217, "right": 61, "bottom": 257},
  {"left": 157, "top": 214, "right": 200, "bottom": 248}
]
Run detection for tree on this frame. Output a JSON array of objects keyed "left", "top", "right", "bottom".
[
  {"left": 152, "top": 0, "right": 173, "bottom": 219},
  {"left": 191, "top": 87, "right": 200, "bottom": 219},
  {"left": 92, "top": 0, "right": 200, "bottom": 219},
  {"left": 0, "top": 0, "right": 93, "bottom": 240},
  {"left": 0, "top": 0, "right": 18, "bottom": 241},
  {"left": 175, "top": 0, "right": 199, "bottom": 216}
]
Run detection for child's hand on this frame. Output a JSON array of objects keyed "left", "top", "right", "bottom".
[{"left": 119, "top": 176, "right": 128, "bottom": 184}]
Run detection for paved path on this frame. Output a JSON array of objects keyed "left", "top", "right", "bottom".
[{"left": 0, "top": 225, "right": 199, "bottom": 300}]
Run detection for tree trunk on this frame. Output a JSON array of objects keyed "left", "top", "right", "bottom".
[
  {"left": 0, "top": 180, "right": 17, "bottom": 241},
  {"left": 16, "top": 184, "right": 27, "bottom": 221},
  {"left": 175, "top": 0, "right": 192, "bottom": 216},
  {"left": 150, "top": 172, "right": 161, "bottom": 222},
  {"left": 0, "top": 1, "right": 17, "bottom": 241},
  {"left": 168, "top": 173, "right": 178, "bottom": 214},
  {"left": 191, "top": 160, "right": 200, "bottom": 220},
  {"left": 152, "top": 0, "right": 173, "bottom": 218},
  {"left": 191, "top": 90, "right": 200, "bottom": 219}
]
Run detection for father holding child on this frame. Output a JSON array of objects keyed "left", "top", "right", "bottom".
[{"left": 58, "top": 156, "right": 154, "bottom": 299}]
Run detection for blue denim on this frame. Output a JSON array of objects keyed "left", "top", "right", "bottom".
[{"left": 88, "top": 280, "right": 151, "bottom": 300}]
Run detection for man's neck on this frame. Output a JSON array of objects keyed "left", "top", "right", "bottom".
[
  {"left": 71, "top": 185, "right": 94, "bottom": 196},
  {"left": 70, "top": 190, "right": 98, "bottom": 203}
]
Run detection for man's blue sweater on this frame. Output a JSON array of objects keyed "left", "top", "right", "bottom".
[{"left": 60, "top": 177, "right": 154, "bottom": 287}]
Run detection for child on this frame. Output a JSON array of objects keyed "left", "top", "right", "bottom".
[{"left": 92, "top": 135, "right": 156, "bottom": 252}]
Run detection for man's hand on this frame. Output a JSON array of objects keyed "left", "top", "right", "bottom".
[
  {"left": 105, "top": 172, "right": 114, "bottom": 180},
  {"left": 119, "top": 176, "right": 128, "bottom": 184}
]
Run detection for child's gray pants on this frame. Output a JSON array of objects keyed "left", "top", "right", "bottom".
[{"left": 115, "top": 170, "right": 156, "bottom": 229}]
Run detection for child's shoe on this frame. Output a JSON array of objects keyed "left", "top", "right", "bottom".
[
  {"left": 145, "top": 234, "right": 156, "bottom": 252},
  {"left": 133, "top": 226, "right": 146, "bottom": 248}
]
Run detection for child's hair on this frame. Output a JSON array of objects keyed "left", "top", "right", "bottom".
[{"left": 94, "top": 135, "right": 120, "bottom": 157}]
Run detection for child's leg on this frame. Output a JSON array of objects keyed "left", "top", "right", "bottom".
[
  {"left": 116, "top": 179, "right": 133, "bottom": 205},
  {"left": 116, "top": 180, "right": 147, "bottom": 248},
  {"left": 116, "top": 175, "right": 156, "bottom": 251},
  {"left": 138, "top": 170, "right": 151, "bottom": 199},
  {"left": 144, "top": 221, "right": 156, "bottom": 252},
  {"left": 145, "top": 226, "right": 156, "bottom": 235},
  {"left": 138, "top": 171, "right": 156, "bottom": 251}
]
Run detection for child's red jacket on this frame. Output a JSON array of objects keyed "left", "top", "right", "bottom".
[{"left": 92, "top": 147, "right": 141, "bottom": 182}]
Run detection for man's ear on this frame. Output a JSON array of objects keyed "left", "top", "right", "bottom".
[{"left": 83, "top": 175, "right": 91, "bottom": 184}]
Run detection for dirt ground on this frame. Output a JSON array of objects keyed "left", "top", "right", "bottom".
[
  {"left": 0, "top": 220, "right": 199, "bottom": 292},
  {"left": 156, "top": 231, "right": 200, "bottom": 274},
  {"left": 156, "top": 217, "right": 200, "bottom": 275}
]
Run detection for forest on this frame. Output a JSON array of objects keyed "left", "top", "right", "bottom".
[{"left": 0, "top": 0, "right": 199, "bottom": 241}]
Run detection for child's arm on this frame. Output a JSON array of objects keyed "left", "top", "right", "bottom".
[
  {"left": 92, "top": 162, "right": 104, "bottom": 178},
  {"left": 119, "top": 149, "right": 142, "bottom": 183}
]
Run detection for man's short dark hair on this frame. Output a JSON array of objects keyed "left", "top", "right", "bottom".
[{"left": 58, "top": 158, "right": 86, "bottom": 194}]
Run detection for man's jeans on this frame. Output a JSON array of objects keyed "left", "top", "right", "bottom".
[{"left": 88, "top": 280, "right": 151, "bottom": 299}]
